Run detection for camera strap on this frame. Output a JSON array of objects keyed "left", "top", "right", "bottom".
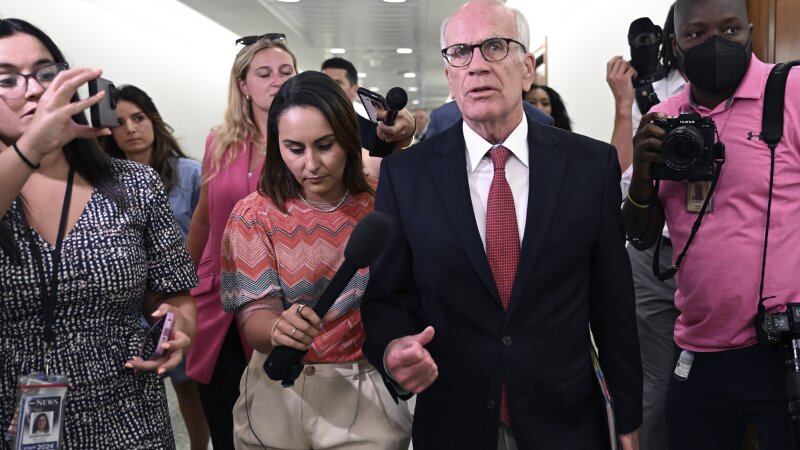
[
  {"left": 756, "top": 60, "right": 800, "bottom": 316},
  {"left": 652, "top": 153, "right": 724, "bottom": 281}
]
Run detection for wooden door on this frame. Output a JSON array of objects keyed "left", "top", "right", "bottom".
[{"left": 749, "top": 0, "right": 800, "bottom": 62}]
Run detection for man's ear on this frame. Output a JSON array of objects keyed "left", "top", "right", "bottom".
[
  {"left": 444, "top": 66, "right": 456, "bottom": 100},
  {"left": 521, "top": 52, "right": 536, "bottom": 92}
]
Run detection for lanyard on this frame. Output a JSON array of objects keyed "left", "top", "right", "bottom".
[{"left": 18, "top": 167, "right": 76, "bottom": 347}]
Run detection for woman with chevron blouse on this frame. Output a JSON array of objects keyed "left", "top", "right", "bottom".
[{"left": 219, "top": 71, "right": 411, "bottom": 450}]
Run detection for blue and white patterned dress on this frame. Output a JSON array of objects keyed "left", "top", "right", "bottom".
[{"left": 0, "top": 159, "right": 197, "bottom": 449}]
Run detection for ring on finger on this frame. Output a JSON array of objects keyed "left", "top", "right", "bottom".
[
  {"left": 291, "top": 327, "right": 297, "bottom": 337},
  {"left": 297, "top": 305, "right": 305, "bottom": 317}
]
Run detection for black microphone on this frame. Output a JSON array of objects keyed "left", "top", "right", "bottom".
[
  {"left": 370, "top": 87, "right": 408, "bottom": 158},
  {"left": 263, "top": 211, "right": 394, "bottom": 386},
  {"left": 382, "top": 87, "right": 408, "bottom": 126}
]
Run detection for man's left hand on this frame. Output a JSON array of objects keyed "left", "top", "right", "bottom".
[
  {"left": 619, "top": 430, "right": 640, "bottom": 450},
  {"left": 376, "top": 108, "right": 415, "bottom": 149}
]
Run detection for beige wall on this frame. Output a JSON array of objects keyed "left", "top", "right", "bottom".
[
  {"left": 2, "top": 0, "right": 237, "bottom": 159},
  {"left": 0, "top": 0, "right": 318, "bottom": 159}
]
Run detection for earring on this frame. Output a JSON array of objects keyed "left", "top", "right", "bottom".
[{"left": 245, "top": 95, "right": 251, "bottom": 101}]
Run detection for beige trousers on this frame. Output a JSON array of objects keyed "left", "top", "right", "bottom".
[{"left": 233, "top": 352, "right": 412, "bottom": 450}]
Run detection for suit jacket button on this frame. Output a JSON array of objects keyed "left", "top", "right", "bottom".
[
  {"left": 304, "top": 365, "right": 316, "bottom": 376},
  {"left": 502, "top": 335, "right": 513, "bottom": 347},
  {"left": 486, "top": 400, "right": 496, "bottom": 410}
]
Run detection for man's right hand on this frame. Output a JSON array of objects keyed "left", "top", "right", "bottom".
[
  {"left": 606, "top": 56, "right": 637, "bottom": 109},
  {"left": 385, "top": 326, "right": 438, "bottom": 394},
  {"left": 629, "top": 111, "right": 668, "bottom": 199}
]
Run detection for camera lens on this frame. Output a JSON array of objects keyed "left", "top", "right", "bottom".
[
  {"left": 662, "top": 126, "right": 704, "bottom": 170},
  {"left": 108, "top": 84, "right": 118, "bottom": 109},
  {"left": 628, "top": 17, "right": 664, "bottom": 84}
]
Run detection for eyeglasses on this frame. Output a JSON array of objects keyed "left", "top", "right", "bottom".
[
  {"left": 441, "top": 38, "right": 526, "bottom": 68},
  {"left": 235, "top": 33, "right": 287, "bottom": 47},
  {"left": 0, "top": 63, "right": 69, "bottom": 100}
]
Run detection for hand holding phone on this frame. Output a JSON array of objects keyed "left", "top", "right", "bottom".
[
  {"left": 139, "top": 312, "right": 175, "bottom": 360},
  {"left": 357, "top": 87, "right": 388, "bottom": 123},
  {"left": 87, "top": 77, "right": 118, "bottom": 128}
]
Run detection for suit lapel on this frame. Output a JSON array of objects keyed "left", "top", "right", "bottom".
[
  {"left": 507, "top": 120, "right": 566, "bottom": 320},
  {"left": 428, "top": 125, "right": 500, "bottom": 303}
]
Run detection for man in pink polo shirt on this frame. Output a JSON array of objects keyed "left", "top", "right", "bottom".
[{"left": 623, "top": 0, "right": 800, "bottom": 448}]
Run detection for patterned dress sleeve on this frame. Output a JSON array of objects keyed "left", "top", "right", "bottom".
[
  {"left": 220, "top": 197, "right": 284, "bottom": 315},
  {"left": 142, "top": 166, "right": 198, "bottom": 293}
]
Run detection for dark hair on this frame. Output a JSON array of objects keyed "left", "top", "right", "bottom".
[
  {"left": 0, "top": 18, "right": 122, "bottom": 259},
  {"left": 100, "top": 84, "right": 189, "bottom": 191},
  {"left": 529, "top": 84, "right": 572, "bottom": 131},
  {"left": 320, "top": 57, "right": 358, "bottom": 86},
  {"left": 33, "top": 413, "right": 49, "bottom": 433},
  {"left": 259, "top": 71, "right": 372, "bottom": 212},
  {"left": 660, "top": 3, "right": 679, "bottom": 75}
]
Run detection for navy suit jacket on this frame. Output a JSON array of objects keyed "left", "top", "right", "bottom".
[
  {"left": 424, "top": 100, "right": 554, "bottom": 139},
  {"left": 362, "top": 117, "right": 642, "bottom": 449}
]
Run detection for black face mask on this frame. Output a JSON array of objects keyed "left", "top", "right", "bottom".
[{"left": 675, "top": 35, "right": 752, "bottom": 96}]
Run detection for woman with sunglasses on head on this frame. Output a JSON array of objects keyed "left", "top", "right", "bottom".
[
  {"left": 0, "top": 18, "right": 197, "bottom": 449},
  {"left": 100, "top": 84, "right": 209, "bottom": 450},
  {"left": 186, "top": 34, "right": 293, "bottom": 450},
  {"left": 186, "top": 34, "right": 414, "bottom": 449},
  {"left": 221, "top": 70, "right": 412, "bottom": 450}
]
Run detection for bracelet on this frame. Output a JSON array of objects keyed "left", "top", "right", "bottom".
[
  {"left": 270, "top": 317, "right": 282, "bottom": 344},
  {"left": 626, "top": 191, "right": 651, "bottom": 209},
  {"left": 12, "top": 142, "right": 40, "bottom": 170}
]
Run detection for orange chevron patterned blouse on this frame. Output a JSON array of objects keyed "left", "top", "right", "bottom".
[{"left": 220, "top": 190, "right": 374, "bottom": 363}]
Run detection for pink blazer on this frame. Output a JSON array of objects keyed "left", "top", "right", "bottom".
[{"left": 186, "top": 133, "right": 260, "bottom": 383}]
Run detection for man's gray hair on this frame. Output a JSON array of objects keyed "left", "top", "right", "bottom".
[{"left": 439, "top": 0, "right": 531, "bottom": 60}]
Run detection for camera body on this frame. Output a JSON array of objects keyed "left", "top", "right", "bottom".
[
  {"left": 755, "top": 303, "right": 800, "bottom": 445},
  {"left": 628, "top": 17, "right": 665, "bottom": 114},
  {"left": 651, "top": 113, "right": 720, "bottom": 182},
  {"left": 757, "top": 303, "right": 800, "bottom": 347}
]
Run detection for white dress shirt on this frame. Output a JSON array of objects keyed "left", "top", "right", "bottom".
[{"left": 463, "top": 118, "right": 529, "bottom": 250}]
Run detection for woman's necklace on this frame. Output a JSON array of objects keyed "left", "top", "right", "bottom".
[
  {"left": 253, "top": 141, "right": 266, "bottom": 155},
  {"left": 298, "top": 189, "right": 350, "bottom": 213}
]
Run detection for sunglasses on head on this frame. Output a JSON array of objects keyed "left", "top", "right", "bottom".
[{"left": 235, "top": 33, "right": 287, "bottom": 46}]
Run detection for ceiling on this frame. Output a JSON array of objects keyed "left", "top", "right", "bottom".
[{"left": 176, "top": 0, "right": 466, "bottom": 110}]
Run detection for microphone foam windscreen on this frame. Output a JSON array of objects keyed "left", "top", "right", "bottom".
[
  {"left": 344, "top": 211, "right": 393, "bottom": 268},
  {"left": 386, "top": 87, "right": 408, "bottom": 110}
]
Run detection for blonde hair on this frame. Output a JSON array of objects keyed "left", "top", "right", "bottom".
[{"left": 206, "top": 40, "right": 298, "bottom": 180}]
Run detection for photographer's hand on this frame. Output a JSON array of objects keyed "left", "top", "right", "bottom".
[
  {"left": 606, "top": 56, "right": 638, "bottom": 171},
  {"left": 630, "top": 111, "right": 667, "bottom": 193},
  {"left": 623, "top": 111, "right": 667, "bottom": 249}
]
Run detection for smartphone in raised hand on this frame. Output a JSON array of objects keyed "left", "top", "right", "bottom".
[{"left": 87, "top": 77, "right": 118, "bottom": 128}]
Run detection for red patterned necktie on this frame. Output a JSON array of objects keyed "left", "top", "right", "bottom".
[{"left": 485, "top": 145, "right": 520, "bottom": 427}]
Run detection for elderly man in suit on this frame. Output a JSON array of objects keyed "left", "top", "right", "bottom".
[{"left": 362, "top": 1, "right": 642, "bottom": 449}]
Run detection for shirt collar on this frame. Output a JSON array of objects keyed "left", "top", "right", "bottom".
[{"left": 464, "top": 116, "right": 529, "bottom": 173}]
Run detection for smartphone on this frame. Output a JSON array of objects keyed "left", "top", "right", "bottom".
[
  {"left": 87, "top": 77, "right": 118, "bottom": 128},
  {"left": 357, "top": 87, "right": 388, "bottom": 123},
  {"left": 138, "top": 312, "right": 175, "bottom": 360}
]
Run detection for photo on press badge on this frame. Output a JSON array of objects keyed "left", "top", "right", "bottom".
[
  {"left": 19, "top": 396, "right": 61, "bottom": 449},
  {"left": 686, "top": 181, "right": 713, "bottom": 213}
]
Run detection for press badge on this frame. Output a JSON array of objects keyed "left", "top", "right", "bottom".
[
  {"left": 686, "top": 181, "right": 713, "bottom": 213},
  {"left": 6, "top": 373, "right": 68, "bottom": 450}
]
